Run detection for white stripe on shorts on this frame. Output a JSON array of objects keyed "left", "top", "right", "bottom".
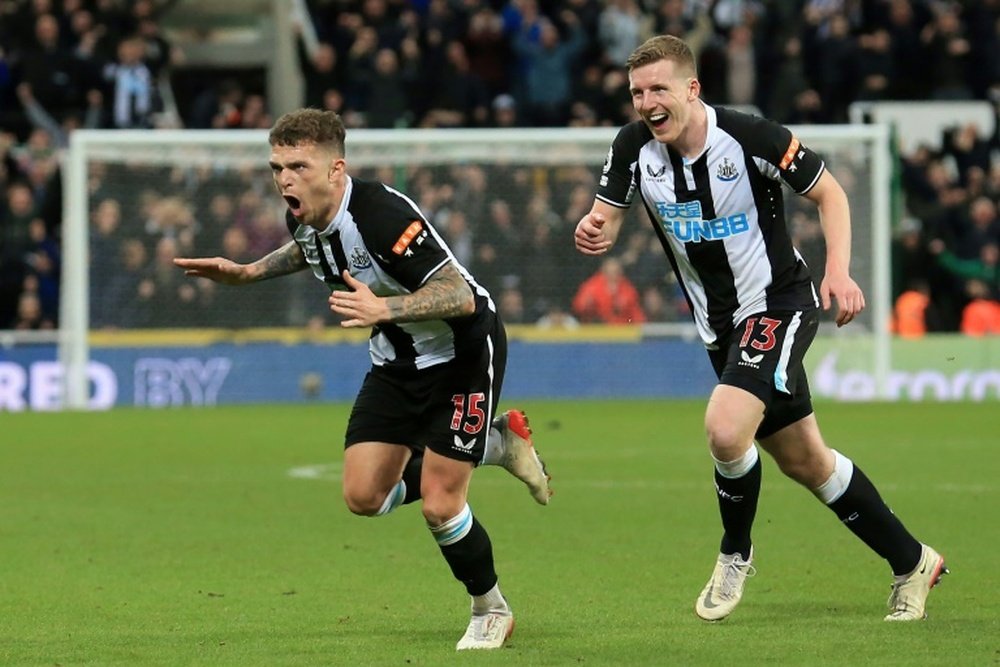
[{"left": 774, "top": 311, "right": 803, "bottom": 394}]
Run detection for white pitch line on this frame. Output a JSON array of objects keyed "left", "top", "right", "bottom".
[{"left": 287, "top": 463, "right": 342, "bottom": 481}]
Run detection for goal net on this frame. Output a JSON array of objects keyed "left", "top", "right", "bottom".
[{"left": 59, "top": 125, "right": 891, "bottom": 407}]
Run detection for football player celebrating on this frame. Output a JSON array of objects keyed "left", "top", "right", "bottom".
[
  {"left": 575, "top": 35, "right": 945, "bottom": 622},
  {"left": 176, "top": 108, "right": 552, "bottom": 649}
]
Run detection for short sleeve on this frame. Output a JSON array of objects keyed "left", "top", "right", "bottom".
[{"left": 595, "top": 121, "right": 651, "bottom": 209}]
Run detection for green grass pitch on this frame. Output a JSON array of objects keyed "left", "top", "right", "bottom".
[{"left": 1, "top": 400, "right": 997, "bottom": 666}]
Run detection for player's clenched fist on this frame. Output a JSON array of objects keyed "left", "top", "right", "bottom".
[{"left": 574, "top": 213, "right": 611, "bottom": 255}]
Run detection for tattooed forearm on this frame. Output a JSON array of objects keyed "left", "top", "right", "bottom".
[
  {"left": 384, "top": 263, "right": 475, "bottom": 322},
  {"left": 248, "top": 241, "right": 307, "bottom": 282}
]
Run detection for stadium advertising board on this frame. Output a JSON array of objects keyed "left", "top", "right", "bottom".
[{"left": 0, "top": 336, "right": 997, "bottom": 411}]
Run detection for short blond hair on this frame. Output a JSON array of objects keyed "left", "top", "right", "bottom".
[{"left": 626, "top": 35, "right": 697, "bottom": 76}]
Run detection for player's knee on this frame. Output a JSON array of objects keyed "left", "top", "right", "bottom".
[
  {"left": 420, "top": 494, "right": 466, "bottom": 527},
  {"left": 705, "top": 420, "right": 749, "bottom": 461},
  {"left": 342, "top": 487, "right": 384, "bottom": 516}
]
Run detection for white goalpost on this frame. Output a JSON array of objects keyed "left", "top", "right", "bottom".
[{"left": 58, "top": 124, "right": 892, "bottom": 409}]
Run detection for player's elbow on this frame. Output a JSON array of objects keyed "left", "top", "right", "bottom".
[{"left": 457, "top": 282, "right": 476, "bottom": 316}]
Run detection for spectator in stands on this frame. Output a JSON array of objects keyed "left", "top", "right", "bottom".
[
  {"left": 12, "top": 287, "right": 50, "bottom": 330},
  {"left": 135, "top": 16, "right": 178, "bottom": 83},
  {"left": 194, "top": 192, "right": 235, "bottom": 255},
  {"left": 960, "top": 294, "right": 1000, "bottom": 336},
  {"left": 90, "top": 198, "right": 123, "bottom": 328},
  {"left": 724, "top": 22, "right": 756, "bottom": 107},
  {"left": 102, "top": 35, "right": 158, "bottom": 128},
  {"left": 572, "top": 63, "right": 607, "bottom": 121},
  {"left": 882, "top": 0, "right": 929, "bottom": 100},
  {"left": 930, "top": 237, "right": 1000, "bottom": 303},
  {"left": 7, "top": 122, "right": 57, "bottom": 178},
  {"left": 23, "top": 217, "right": 59, "bottom": 324},
  {"left": 599, "top": 67, "right": 635, "bottom": 125},
  {"left": 598, "top": 0, "right": 649, "bottom": 68},
  {"left": 511, "top": 11, "right": 587, "bottom": 126},
  {"left": 360, "top": 0, "right": 409, "bottom": 49},
  {"left": 855, "top": 27, "right": 893, "bottom": 101},
  {"left": 359, "top": 48, "right": 415, "bottom": 128},
  {"left": 441, "top": 209, "right": 474, "bottom": 268},
  {"left": 67, "top": 7, "right": 105, "bottom": 64},
  {"left": 521, "top": 213, "right": 572, "bottom": 320},
  {"left": 241, "top": 208, "right": 288, "bottom": 259},
  {"left": 138, "top": 235, "right": 203, "bottom": 327},
  {"left": 1, "top": 180, "right": 35, "bottom": 263},
  {"left": 463, "top": 7, "right": 510, "bottom": 97},
  {"left": 143, "top": 195, "right": 197, "bottom": 253},
  {"left": 891, "top": 217, "right": 931, "bottom": 302},
  {"left": 0, "top": 180, "right": 37, "bottom": 327},
  {"left": 892, "top": 280, "right": 930, "bottom": 338},
  {"left": 238, "top": 93, "right": 271, "bottom": 129},
  {"left": 952, "top": 196, "right": 1000, "bottom": 261},
  {"left": 490, "top": 93, "right": 519, "bottom": 127},
  {"left": 498, "top": 283, "right": 528, "bottom": 324},
  {"left": 473, "top": 198, "right": 521, "bottom": 294},
  {"left": 572, "top": 256, "right": 646, "bottom": 324},
  {"left": 187, "top": 78, "right": 243, "bottom": 129},
  {"left": 811, "top": 12, "right": 858, "bottom": 122},
  {"left": 944, "top": 122, "right": 993, "bottom": 187},
  {"left": 296, "top": 34, "right": 341, "bottom": 110},
  {"left": 640, "top": 284, "right": 674, "bottom": 323},
  {"left": 922, "top": 4, "right": 973, "bottom": 100},
  {"left": 103, "top": 237, "right": 152, "bottom": 329},
  {"left": 421, "top": 41, "right": 490, "bottom": 127},
  {"left": 922, "top": 194, "right": 1000, "bottom": 331},
  {"left": 767, "top": 35, "right": 812, "bottom": 124},
  {"left": 17, "top": 13, "right": 94, "bottom": 123},
  {"left": 344, "top": 25, "right": 378, "bottom": 113}
]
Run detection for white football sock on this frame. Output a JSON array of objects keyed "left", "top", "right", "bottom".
[
  {"left": 480, "top": 426, "right": 504, "bottom": 466},
  {"left": 713, "top": 444, "right": 760, "bottom": 479},
  {"left": 812, "top": 449, "right": 854, "bottom": 504},
  {"left": 471, "top": 582, "right": 510, "bottom": 615}
]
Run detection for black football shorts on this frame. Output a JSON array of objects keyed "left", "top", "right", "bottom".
[
  {"left": 708, "top": 309, "right": 818, "bottom": 439},
  {"left": 345, "top": 321, "right": 507, "bottom": 464}
]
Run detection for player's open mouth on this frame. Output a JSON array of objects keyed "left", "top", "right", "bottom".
[
  {"left": 648, "top": 112, "right": 669, "bottom": 129},
  {"left": 284, "top": 195, "right": 302, "bottom": 216}
]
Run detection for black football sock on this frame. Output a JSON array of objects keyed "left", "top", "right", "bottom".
[
  {"left": 828, "top": 464, "right": 922, "bottom": 575},
  {"left": 431, "top": 505, "right": 498, "bottom": 596},
  {"left": 716, "top": 457, "right": 762, "bottom": 561}
]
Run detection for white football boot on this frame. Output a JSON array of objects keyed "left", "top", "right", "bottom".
[
  {"left": 494, "top": 409, "right": 552, "bottom": 505},
  {"left": 456, "top": 612, "right": 515, "bottom": 650},
  {"left": 695, "top": 549, "right": 755, "bottom": 621},
  {"left": 885, "top": 544, "right": 948, "bottom": 621}
]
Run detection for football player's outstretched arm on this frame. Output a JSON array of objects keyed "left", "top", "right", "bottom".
[
  {"left": 575, "top": 200, "right": 627, "bottom": 256},
  {"left": 174, "top": 241, "right": 307, "bottom": 285},
  {"left": 330, "top": 263, "right": 474, "bottom": 328},
  {"left": 803, "top": 170, "right": 865, "bottom": 327}
]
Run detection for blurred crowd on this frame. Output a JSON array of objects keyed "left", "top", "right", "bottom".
[
  {"left": 0, "top": 0, "right": 998, "bottom": 334},
  {"left": 306, "top": 0, "right": 1000, "bottom": 129},
  {"left": 893, "top": 119, "right": 1000, "bottom": 335}
]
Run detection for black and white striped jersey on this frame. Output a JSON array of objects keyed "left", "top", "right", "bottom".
[
  {"left": 596, "top": 102, "right": 823, "bottom": 347},
  {"left": 286, "top": 176, "right": 497, "bottom": 371}
]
